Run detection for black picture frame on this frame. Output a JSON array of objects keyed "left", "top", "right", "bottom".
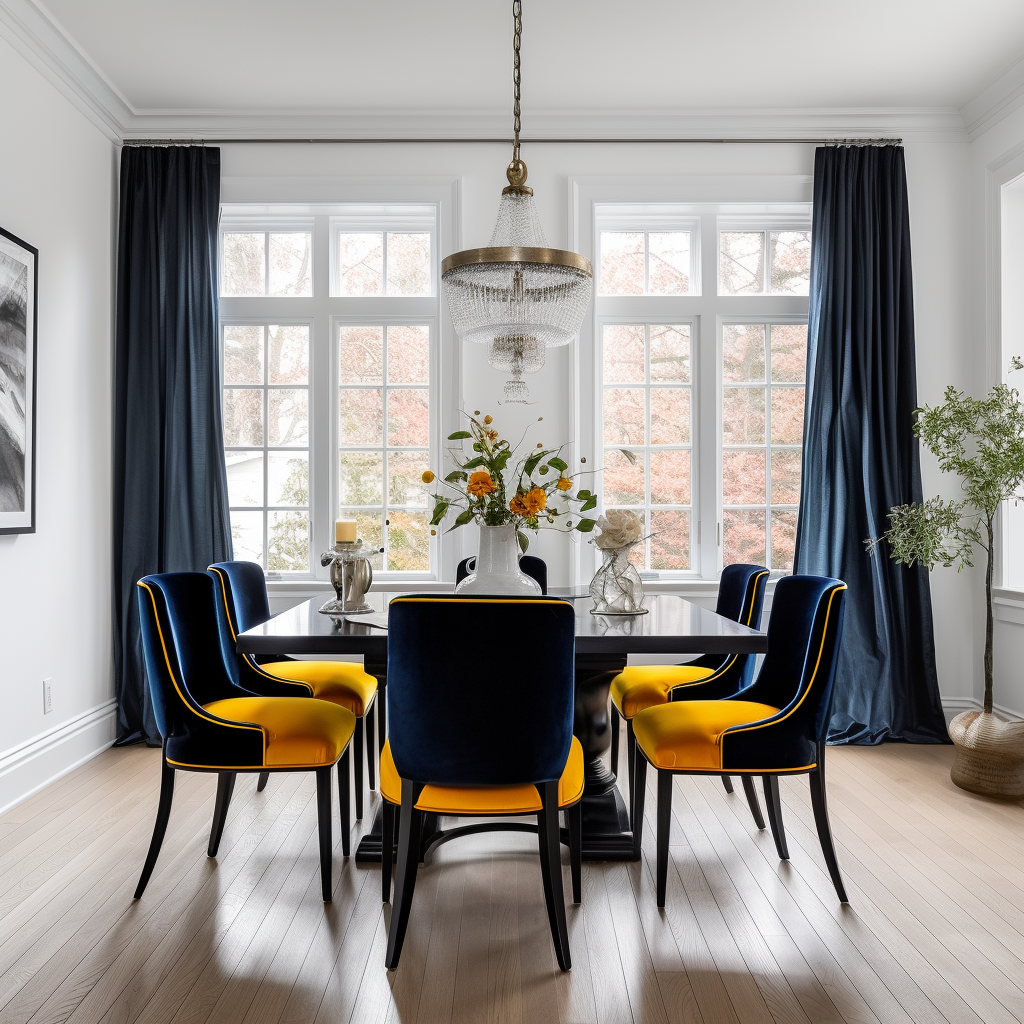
[{"left": 0, "top": 226, "right": 38, "bottom": 534}]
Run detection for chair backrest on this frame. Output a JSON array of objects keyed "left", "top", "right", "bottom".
[
  {"left": 716, "top": 563, "right": 770, "bottom": 627},
  {"left": 455, "top": 555, "right": 548, "bottom": 594},
  {"left": 207, "top": 560, "right": 272, "bottom": 636},
  {"left": 738, "top": 575, "right": 847, "bottom": 744},
  {"left": 387, "top": 595, "right": 575, "bottom": 786}
]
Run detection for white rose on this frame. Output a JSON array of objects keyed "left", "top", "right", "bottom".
[{"left": 594, "top": 509, "right": 643, "bottom": 549}]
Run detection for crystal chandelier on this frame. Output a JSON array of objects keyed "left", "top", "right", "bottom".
[{"left": 441, "top": 0, "right": 593, "bottom": 404}]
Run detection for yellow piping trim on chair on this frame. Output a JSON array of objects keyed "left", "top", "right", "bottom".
[
  {"left": 136, "top": 581, "right": 267, "bottom": 760},
  {"left": 724, "top": 584, "right": 846, "bottom": 740},
  {"left": 166, "top": 757, "right": 343, "bottom": 770}
]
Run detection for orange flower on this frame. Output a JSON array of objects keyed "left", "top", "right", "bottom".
[
  {"left": 556, "top": 477, "right": 573, "bottom": 491},
  {"left": 509, "top": 493, "right": 528, "bottom": 515},
  {"left": 467, "top": 471, "right": 497, "bottom": 497},
  {"left": 421, "top": 470, "right": 435, "bottom": 483},
  {"left": 524, "top": 487, "right": 547, "bottom": 514}
]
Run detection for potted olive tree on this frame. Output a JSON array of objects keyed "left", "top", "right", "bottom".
[{"left": 877, "top": 371, "right": 1024, "bottom": 797}]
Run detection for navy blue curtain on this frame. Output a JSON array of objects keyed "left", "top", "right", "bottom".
[
  {"left": 113, "top": 146, "right": 232, "bottom": 745},
  {"left": 794, "top": 145, "right": 947, "bottom": 744}
]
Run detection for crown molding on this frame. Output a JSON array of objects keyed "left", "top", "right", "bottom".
[{"left": 962, "top": 57, "right": 1024, "bottom": 140}]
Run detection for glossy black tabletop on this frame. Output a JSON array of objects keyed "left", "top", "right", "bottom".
[{"left": 237, "top": 591, "right": 767, "bottom": 657}]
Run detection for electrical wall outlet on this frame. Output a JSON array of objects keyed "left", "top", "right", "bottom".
[{"left": 43, "top": 678, "right": 52, "bottom": 715}]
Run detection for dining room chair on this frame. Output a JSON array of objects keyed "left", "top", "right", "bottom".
[
  {"left": 455, "top": 554, "right": 548, "bottom": 593},
  {"left": 134, "top": 572, "right": 356, "bottom": 902},
  {"left": 608, "top": 563, "right": 769, "bottom": 834},
  {"left": 631, "top": 575, "right": 849, "bottom": 907},
  {"left": 208, "top": 560, "right": 379, "bottom": 820},
  {"left": 380, "top": 594, "right": 581, "bottom": 971}
]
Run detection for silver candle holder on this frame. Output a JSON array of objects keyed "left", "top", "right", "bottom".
[{"left": 318, "top": 540, "right": 381, "bottom": 615}]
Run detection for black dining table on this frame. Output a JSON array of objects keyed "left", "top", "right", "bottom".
[{"left": 237, "top": 590, "right": 767, "bottom": 862}]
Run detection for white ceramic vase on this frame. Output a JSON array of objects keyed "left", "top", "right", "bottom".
[{"left": 455, "top": 524, "right": 541, "bottom": 596}]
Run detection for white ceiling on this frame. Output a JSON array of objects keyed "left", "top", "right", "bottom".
[{"left": 33, "top": 0, "right": 1024, "bottom": 116}]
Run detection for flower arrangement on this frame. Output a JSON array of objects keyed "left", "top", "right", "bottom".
[
  {"left": 593, "top": 509, "right": 644, "bottom": 551},
  {"left": 589, "top": 509, "right": 648, "bottom": 615},
  {"left": 423, "top": 412, "right": 597, "bottom": 551}
]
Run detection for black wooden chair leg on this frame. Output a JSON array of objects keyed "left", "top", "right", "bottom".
[
  {"left": 316, "top": 766, "right": 333, "bottom": 901},
  {"left": 632, "top": 750, "right": 648, "bottom": 860},
  {"left": 256, "top": 772, "right": 269, "bottom": 793},
  {"left": 365, "top": 701, "right": 377, "bottom": 791},
  {"left": 741, "top": 775, "right": 766, "bottom": 830},
  {"left": 385, "top": 780, "right": 424, "bottom": 970},
  {"left": 610, "top": 703, "right": 620, "bottom": 778},
  {"left": 208, "top": 771, "right": 236, "bottom": 857},
  {"left": 537, "top": 782, "right": 571, "bottom": 971},
  {"left": 567, "top": 801, "right": 582, "bottom": 904},
  {"left": 353, "top": 716, "right": 364, "bottom": 821},
  {"left": 762, "top": 775, "right": 789, "bottom": 860},
  {"left": 134, "top": 758, "right": 175, "bottom": 899},
  {"left": 381, "top": 800, "right": 395, "bottom": 903},
  {"left": 338, "top": 748, "right": 351, "bottom": 858},
  {"left": 626, "top": 719, "right": 637, "bottom": 828},
  {"left": 721, "top": 774, "right": 734, "bottom": 794},
  {"left": 809, "top": 767, "right": 848, "bottom": 903},
  {"left": 656, "top": 769, "right": 673, "bottom": 908}
]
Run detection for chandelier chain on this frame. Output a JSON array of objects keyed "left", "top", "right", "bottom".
[{"left": 512, "top": 0, "right": 522, "bottom": 164}]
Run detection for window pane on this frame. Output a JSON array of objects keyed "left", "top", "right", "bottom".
[
  {"left": 388, "top": 451, "right": 430, "bottom": 507},
  {"left": 770, "top": 324, "right": 807, "bottom": 383},
  {"left": 723, "top": 323, "right": 766, "bottom": 382},
  {"left": 387, "top": 233, "right": 431, "bottom": 295},
  {"left": 268, "top": 389, "right": 309, "bottom": 447},
  {"left": 268, "top": 452, "right": 308, "bottom": 506},
  {"left": 650, "top": 450, "right": 690, "bottom": 505},
  {"left": 771, "top": 449, "right": 802, "bottom": 504},
  {"left": 720, "top": 231, "right": 765, "bottom": 295},
  {"left": 223, "top": 326, "right": 264, "bottom": 385},
  {"left": 599, "top": 231, "right": 644, "bottom": 295},
  {"left": 268, "top": 233, "right": 312, "bottom": 297},
  {"left": 603, "top": 449, "right": 645, "bottom": 505},
  {"left": 770, "top": 388, "right": 805, "bottom": 444},
  {"left": 648, "top": 232, "right": 691, "bottom": 295},
  {"left": 339, "top": 451, "right": 384, "bottom": 506},
  {"left": 722, "top": 388, "right": 765, "bottom": 445},
  {"left": 770, "top": 231, "right": 811, "bottom": 295},
  {"left": 268, "top": 325, "right": 309, "bottom": 385},
  {"left": 771, "top": 510, "right": 798, "bottom": 571},
  {"left": 387, "top": 325, "right": 430, "bottom": 384},
  {"left": 339, "top": 508, "right": 384, "bottom": 569},
  {"left": 650, "top": 510, "right": 690, "bottom": 570},
  {"left": 222, "top": 233, "right": 264, "bottom": 296},
  {"left": 387, "top": 510, "right": 429, "bottom": 571},
  {"left": 339, "top": 389, "right": 383, "bottom": 445},
  {"left": 603, "top": 388, "right": 645, "bottom": 445},
  {"left": 339, "top": 326, "right": 384, "bottom": 384},
  {"left": 337, "top": 232, "right": 384, "bottom": 295},
  {"left": 649, "top": 325, "right": 690, "bottom": 383},
  {"left": 267, "top": 511, "right": 309, "bottom": 572},
  {"left": 225, "top": 451, "right": 263, "bottom": 507},
  {"left": 603, "top": 324, "right": 645, "bottom": 383},
  {"left": 230, "top": 510, "right": 264, "bottom": 565},
  {"left": 387, "top": 389, "right": 429, "bottom": 446},
  {"left": 223, "top": 389, "right": 264, "bottom": 446},
  {"left": 723, "top": 450, "right": 766, "bottom": 505},
  {"left": 723, "top": 509, "right": 766, "bottom": 566},
  {"left": 650, "top": 389, "right": 690, "bottom": 445}
]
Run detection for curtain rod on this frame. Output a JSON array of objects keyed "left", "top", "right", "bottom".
[{"left": 121, "top": 136, "right": 903, "bottom": 147}]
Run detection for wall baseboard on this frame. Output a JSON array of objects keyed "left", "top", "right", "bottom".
[
  {"left": 941, "top": 697, "right": 1024, "bottom": 725},
  {"left": 0, "top": 699, "right": 118, "bottom": 817}
]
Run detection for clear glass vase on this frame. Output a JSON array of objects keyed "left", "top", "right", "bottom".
[
  {"left": 455, "top": 524, "right": 542, "bottom": 596},
  {"left": 589, "top": 543, "right": 648, "bottom": 615}
]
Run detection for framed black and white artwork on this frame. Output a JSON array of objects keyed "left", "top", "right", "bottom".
[{"left": 0, "top": 226, "right": 37, "bottom": 534}]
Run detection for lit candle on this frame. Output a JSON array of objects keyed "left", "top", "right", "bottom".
[{"left": 336, "top": 519, "right": 357, "bottom": 544}]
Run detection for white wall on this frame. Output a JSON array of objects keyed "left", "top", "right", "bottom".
[
  {"left": 223, "top": 135, "right": 976, "bottom": 709},
  {"left": 0, "top": 33, "right": 117, "bottom": 811}
]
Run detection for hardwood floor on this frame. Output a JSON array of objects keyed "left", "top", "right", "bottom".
[{"left": 0, "top": 739, "right": 1022, "bottom": 1023}]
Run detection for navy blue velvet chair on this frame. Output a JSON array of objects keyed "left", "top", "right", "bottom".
[
  {"left": 608, "top": 563, "right": 769, "bottom": 835},
  {"left": 381, "top": 595, "right": 581, "bottom": 971},
  {"left": 455, "top": 554, "right": 547, "bottom": 593},
  {"left": 209, "top": 561, "right": 379, "bottom": 820},
  {"left": 632, "top": 576, "right": 848, "bottom": 906},
  {"left": 135, "top": 572, "right": 355, "bottom": 902}
]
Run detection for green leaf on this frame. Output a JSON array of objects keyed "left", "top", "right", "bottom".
[
  {"left": 445, "top": 470, "right": 467, "bottom": 483},
  {"left": 447, "top": 430, "right": 472, "bottom": 440},
  {"left": 580, "top": 496, "right": 597, "bottom": 512},
  {"left": 454, "top": 509, "right": 474, "bottom": 526},
  {"left": 575, "top": 518, "right": 597, "bottom": 533},
  {"left": 429, "top": 503, "right": 449, "bottom": 526},
  {"left": 517, "top": 530, "right": 530, "bottom": 553},
  {"left": 461, "top": 457, "right": 486, "bottom": 469},
  {"left": 538, "top": 464, "right": 550, "bottom": 474},
  {"left": 523, "top": 452, "right": 544, "bottom": 477},
  {"left": 576, "top": 488, "right": 592, "bottom": 500},
  {"left": 548, "top": 456, "right": 568, "bottom": 472}
]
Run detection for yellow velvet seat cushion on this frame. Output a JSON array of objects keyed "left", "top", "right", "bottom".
[
  {"left": 203, "top": 697, "right": 356, "bottom": 768},
  {"left": 632, "top": 700, "right": 780, "bottom": 770},
  {"left": 610, "top": 664, "right": 716, "bottom": 719},
  {"left": 259, "top": 660, "right": 378, "bottom": 716},
  {"left": 379, "top": 737, "right": 585, "bottom": 814}
]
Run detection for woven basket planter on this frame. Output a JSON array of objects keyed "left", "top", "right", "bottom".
[{"left": 948, "top": 711, "right": 1024, "bottom": 798}]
